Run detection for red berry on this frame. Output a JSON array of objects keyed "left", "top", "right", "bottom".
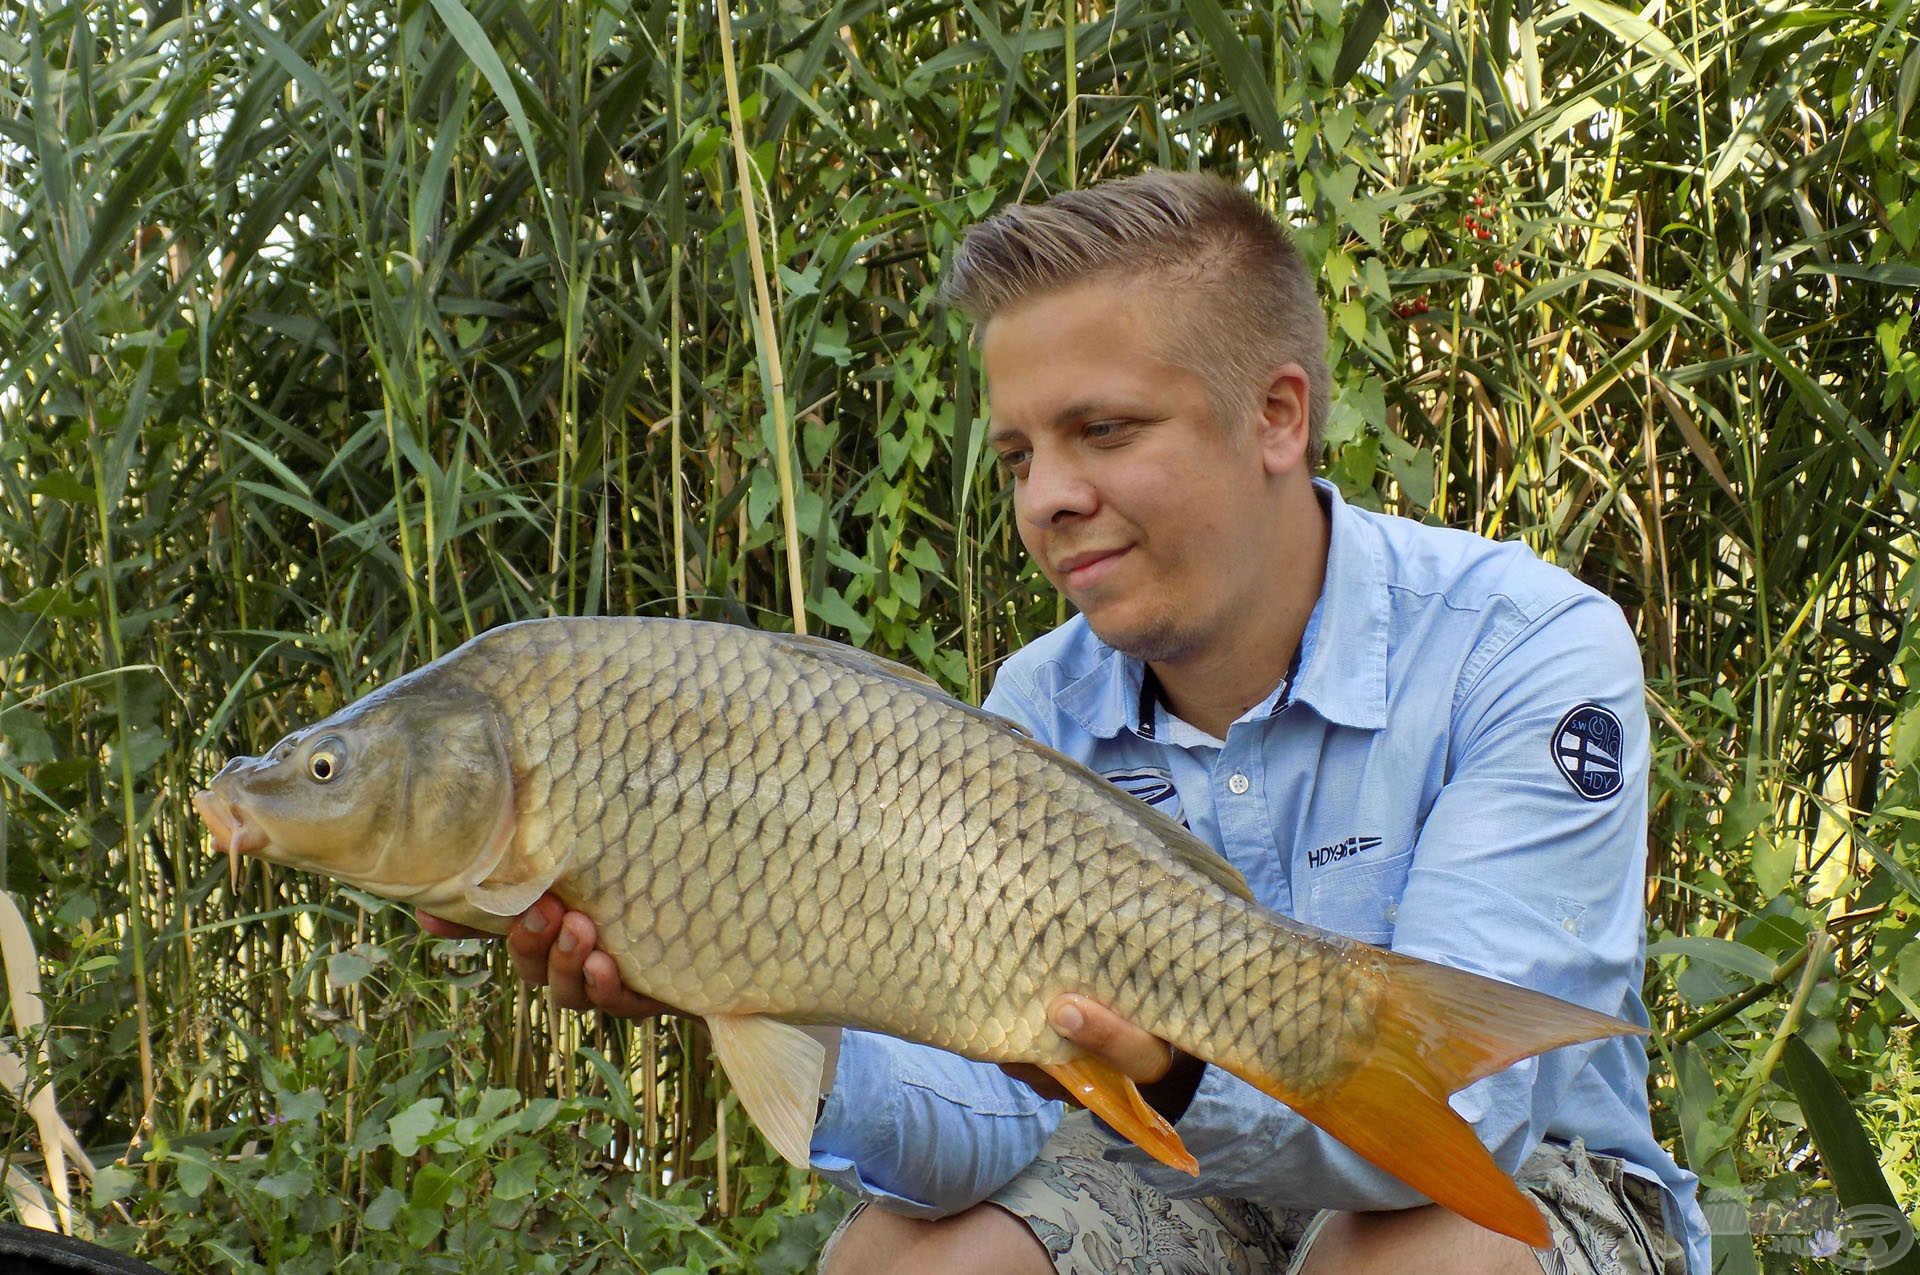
[{"left": 1414, "top": 297, "right": 1430, "bottom": 313}]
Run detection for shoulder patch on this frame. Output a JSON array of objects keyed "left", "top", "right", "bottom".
[{"left": 1553, "top": 703, "right": 1625, "bottom": 801}]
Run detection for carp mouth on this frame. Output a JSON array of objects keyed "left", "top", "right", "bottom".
[{"left": 192, "top": 787, "right": 267, "bottom": 888}]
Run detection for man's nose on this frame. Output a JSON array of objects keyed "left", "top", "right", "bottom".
[{"left": 1019, "top": 448, "right": 1097, "bottom": 526}]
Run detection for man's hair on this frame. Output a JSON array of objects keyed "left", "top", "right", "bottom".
[{"left": 938, "top": 169, "right": 1331, "bottom": 457}]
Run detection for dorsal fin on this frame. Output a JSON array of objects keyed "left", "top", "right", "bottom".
[
  {"left": 768, "top": 631, "right": 943, "bottom": 691},
  {"left": 1012, "top": 729, "right": 1257, "bottom": 904},
  {"left": 765, "top": 628, "right": 1250, "bottom": 902},
  {"left": 1163, "top": 829, "right": 1255, "bottom": 902}
]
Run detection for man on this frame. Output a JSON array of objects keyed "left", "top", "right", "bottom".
[{"left": 423, "top": 170, "right": 1708, "bottom": 1273}]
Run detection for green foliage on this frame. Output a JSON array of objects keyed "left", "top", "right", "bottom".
[
  {"left": 0, "top": 0, "right": 1915, "bottom": 1269},
  {"left": 81, "top": 946, "right": 845, "bottom": 1272}
]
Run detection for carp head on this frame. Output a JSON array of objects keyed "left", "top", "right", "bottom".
[{"left": 192, "top": 679, "right": 523, "bottom": 925}]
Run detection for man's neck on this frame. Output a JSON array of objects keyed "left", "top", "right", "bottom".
[{"left": 1150, "top": 484, "right": 1330, "bottom": 740}]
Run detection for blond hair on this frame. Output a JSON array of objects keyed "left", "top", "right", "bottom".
[{"left": 939, "top": 169, "right": 1331, "bottom": 457}]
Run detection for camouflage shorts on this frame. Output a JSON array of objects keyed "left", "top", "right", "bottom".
[{"left": 823, "top": 1111, "right": 1688, "bottom": 1275}]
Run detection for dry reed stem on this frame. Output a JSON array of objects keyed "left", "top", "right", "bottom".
[
  {"left": 715, "top": 0, "right": 808, "bottom": 636},
  {"left": 0, "top": 890, "right": 88, "bottom": 1233}
]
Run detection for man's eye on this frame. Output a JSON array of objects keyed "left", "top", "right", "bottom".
[
  {"left": 1085, "top": 420, "right": 1126, "bottom": 442},
  {"left": 996, "top": 450, "right": 1031, "bottom": 477}
]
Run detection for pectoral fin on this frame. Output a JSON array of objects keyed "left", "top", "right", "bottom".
[
  {"left": 1040, "top": 1055, "right": 1198, "bottom": 1176},
  {"left": 461, "top": 875, "right": 559, "bottom": 918},
  {"left": 705, "top": 1014, "right": 828, "bottom": 1170},
  {"left": 460, "top": 805, "right": 565, "bottom": 919}
]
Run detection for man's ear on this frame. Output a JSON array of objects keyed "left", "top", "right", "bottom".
[{"left": 1254, "top": 364, "right": 1312, "bottom": 476}]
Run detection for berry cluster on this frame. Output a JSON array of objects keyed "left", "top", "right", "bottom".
[
  {"left": 1391, "top": 296, "right": 1430, "bottom": 319},
  {"left": 1466, "top": 193, "right": 1520, "bottom": 277},
  {"left": 1464, "top": 192, "right": 1494, "bottom": 241}
]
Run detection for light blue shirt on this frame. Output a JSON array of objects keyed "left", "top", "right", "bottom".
[{"left": 810, "top": 478, "right": 1708, "bottom": 1273}]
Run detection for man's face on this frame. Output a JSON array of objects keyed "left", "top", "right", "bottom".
[{"left": 982, "top": 278, "right": 1286, "bottom": 663}]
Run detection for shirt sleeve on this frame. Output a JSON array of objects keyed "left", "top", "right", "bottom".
[
  {"left": 1094, "top": 593, "right": 1653, "bottom": 1211},
  {"left": 809, "top": 1030, "right": 1063, "bottom": 1215},
  {"left": 804, "top": 668, "right": 1065, "bottom": 1215}
]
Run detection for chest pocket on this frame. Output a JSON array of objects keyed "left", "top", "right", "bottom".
[{"left": 1306, "top": 848, "right": 1413, "bottom": 945}]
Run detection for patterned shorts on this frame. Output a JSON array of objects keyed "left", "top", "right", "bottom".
[{"left": 822, "top": 1112, "right": 1689, "bottom": 1275}]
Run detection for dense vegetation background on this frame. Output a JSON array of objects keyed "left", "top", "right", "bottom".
[{"left": 1, "top": 0, "right": 1915, "bottom": 1270}]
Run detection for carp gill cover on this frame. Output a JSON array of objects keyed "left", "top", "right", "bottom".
[{"left": 193, "top": 617, "right": 1640, "bottom": 1245}]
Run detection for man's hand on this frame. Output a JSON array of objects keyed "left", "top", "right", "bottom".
[
  {"left": 1000, "top": 994, "right": 1176, "bottom": 1102},
  {"left": 416, "top": 895, "right": 683, "bottom": 1020}
]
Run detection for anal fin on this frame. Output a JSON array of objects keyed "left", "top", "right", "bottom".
[
  {"left": 706, "top": 1014, "right": 827, "bottom": 1170},
  {"left": 1040, "top": 1055, "right": 1199, "bottom": 1176}
]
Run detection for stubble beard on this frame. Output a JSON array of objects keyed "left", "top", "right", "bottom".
[{"left": 1083, "top": 601, "right": 1204, "bottom": 665}]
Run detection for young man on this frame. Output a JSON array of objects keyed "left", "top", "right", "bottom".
[{"left": 424, "top": 171, "right": 1708, "bottom": 1274}]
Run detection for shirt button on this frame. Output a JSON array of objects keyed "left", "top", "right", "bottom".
[{"left": 1227, "top": 773, "right": 1250, "bottom": 795}]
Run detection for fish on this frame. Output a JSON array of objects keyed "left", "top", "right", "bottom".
[{"left": 192, "top": 616, "right": 1641, "bottom": 1245}]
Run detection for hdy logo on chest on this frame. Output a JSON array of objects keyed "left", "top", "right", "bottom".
[{"left": 1308, "top": 835, "right": 1383, "bottom": 869}]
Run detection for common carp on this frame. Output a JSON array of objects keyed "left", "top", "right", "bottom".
[{"left": 193, "top": 617, "right": 1639, "bottom": 1244}]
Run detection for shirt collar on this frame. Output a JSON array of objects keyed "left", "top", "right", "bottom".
[
  {"left": 1054, "top": 477, "right": 1389, "bottom": 739},
  {"left": 1288, "top": 478, "right": 1389, "bottom": 731}
]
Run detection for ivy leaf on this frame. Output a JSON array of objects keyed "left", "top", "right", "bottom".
[
  {"left": 256, "top": 1168, "right": 311, "bottom": 1201},
  {"left": 389, "top": 1097, "right": 445, "bottom": 1156},
  {"left": 363, "top": 1186, "right": 405, "bottom": 1230},
  {"left": 278, "top": 1089, "right": 326, "bottom": 1124},
  {"left": 811, "top": 317, "right": 851, "bottom": 365},
  {"left": 808, "top": 588, "right": 870, "bottom": 644},
  {"left": 92, "top": 1165, "right": 137, "bottom": 1208},
  {"left": 0, "top": 707, "right": 56, "bottom": 766},
  {"left": 173, "top": 1152, "right": 212, "bottom": 1198},
  {"left": 1749, "top": 836, "right": 1794, "bottom": 898},
  {"left": 494, "top": 1148, "right": 546, "bottom": 1201},
  {"left": 327, "top": 951, "right": 373, "bottom": 988}
]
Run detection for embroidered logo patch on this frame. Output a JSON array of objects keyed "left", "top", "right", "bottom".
[
  {"left": 1103, "top": 767, "right": 1180, "bottom": 811},
  {"left": 1308, "top": 836, "right": 1383, "bottom": 869},
  {"left": 1553, "top": 703, "right": 1624, "bottom": 800}
]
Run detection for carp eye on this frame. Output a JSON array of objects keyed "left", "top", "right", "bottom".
[{"left": 307, "top": 738, "right": 346, "bottom": 783}]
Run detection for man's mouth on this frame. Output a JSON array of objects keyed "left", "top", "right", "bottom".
[{"left": 1057, "top": 546, "right": 1130, "bottom": 589}]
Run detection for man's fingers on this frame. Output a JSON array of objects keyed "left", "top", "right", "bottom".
[
  {"left": 581, "top": 951, "right": 676, "bottom": 1020},
  {"left": 506, "top": 897, "right": 568, "bottom": 989},
  {"left": 1048, "top": 994, "right": 1174, "bottom": 1083},
  {"left": 544, "top": 910, "right": 598, "bottom": 1011},
  {"left": 415, "top": 909, "right": 484, "bottom": 939},
  {"left": 1000, "top": 996, "right": 1177, "bottom": 1107},
  {"left": 449, "top": 894, "right": 681, "bottom": 1021}
]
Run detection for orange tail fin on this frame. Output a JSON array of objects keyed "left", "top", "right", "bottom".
[
  {"left": 1040, "top": 1055, "right": 1199, "bottom": 1176},
  {"left": 1225, "top": 955, "right": 1643, "bottom": 1248}
]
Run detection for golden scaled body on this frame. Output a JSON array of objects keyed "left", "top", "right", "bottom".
[
  {"left": 467, "top": 619, "right": 1380, "bottom": 1091},
  {"left": 195, "top": 618, "right": 1638, "bottom": 1245}
]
